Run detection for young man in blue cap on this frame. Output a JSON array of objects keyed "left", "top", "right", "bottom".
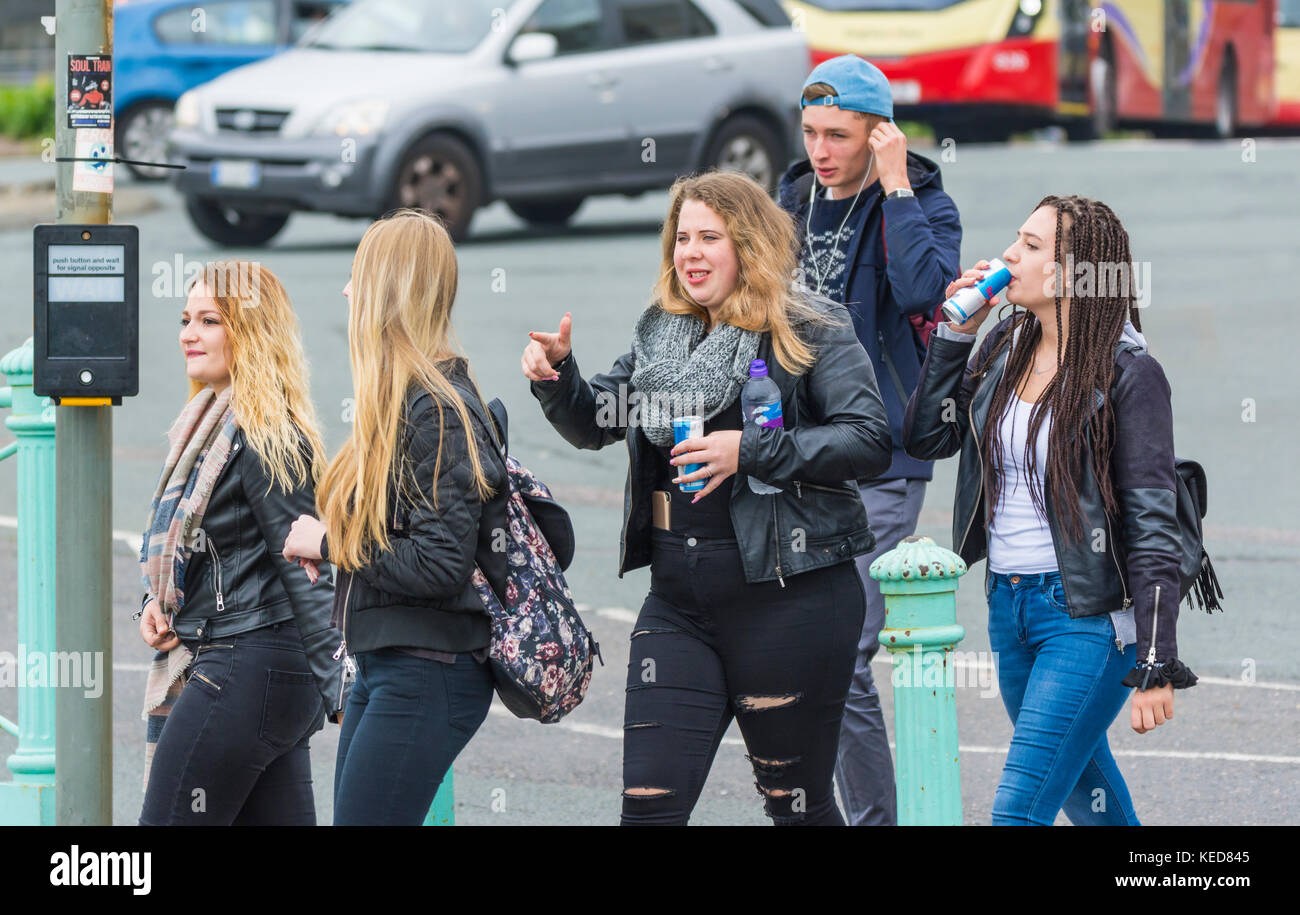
[{"left": 778, "top": 53, "right": 963, "bottom": 827}]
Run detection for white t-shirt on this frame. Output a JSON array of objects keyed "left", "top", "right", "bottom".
[{"left": 986, "top": 395, "right": 1058, "bottom": 574}]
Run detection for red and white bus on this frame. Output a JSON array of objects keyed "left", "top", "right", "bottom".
[
  {"left": 1272, "top": 0, "right": 1300, "bottom": 124},
  {"left": 783, "top": 0, "right": 1278, "bottom": 139}
]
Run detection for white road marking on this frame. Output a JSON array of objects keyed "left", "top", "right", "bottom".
[
  {"left": 486, "top": 704, "right": 1300, "bottom": 764},
  {"left": 585, "top": 605, "right": 1300, "bottom": 691},
  {"left": 0, "top": 515, "right": 140, "bottom": 552}
]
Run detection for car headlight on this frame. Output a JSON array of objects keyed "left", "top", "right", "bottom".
[
  {"left": 174, "top": 91, "right": 201, "bottom": 129},
  {"left": 313, "top": 100, "right": 389, "bottom": 137}
]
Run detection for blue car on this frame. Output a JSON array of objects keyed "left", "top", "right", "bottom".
[{"left": 114, "top": 0, "right": 347, "bottom": 179}]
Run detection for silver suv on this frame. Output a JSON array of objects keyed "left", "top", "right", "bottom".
[{"left": 166, "top": 0, "right": 809, "bottom": 245}]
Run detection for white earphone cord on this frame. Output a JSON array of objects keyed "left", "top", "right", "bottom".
[{"left": 805, "top": 152, "right": 874, "bottom": 297}]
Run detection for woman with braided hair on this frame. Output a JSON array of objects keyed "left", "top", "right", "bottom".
[{"left": 904, "top": 195, "right": 1194, "bottom": 825}]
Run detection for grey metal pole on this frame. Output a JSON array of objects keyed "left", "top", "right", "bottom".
[{"left": 54, "top": 0, "right": 114, "bottom": 826}]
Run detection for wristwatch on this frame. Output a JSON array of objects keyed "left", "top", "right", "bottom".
[{"left": 886, "top": 187, "right": 915, "bottom": 200}]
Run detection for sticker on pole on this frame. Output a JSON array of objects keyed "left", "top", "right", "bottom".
[
  {"left": 72, "top": 129, "right": 114, "bottom": 194},
  {"left": 67, "top": 54, "right": 112, "bottom": 129}
]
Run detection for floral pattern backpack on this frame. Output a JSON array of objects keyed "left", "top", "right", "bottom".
[{"left": 466, "top": 396, "right": 601, "bottom": 723}]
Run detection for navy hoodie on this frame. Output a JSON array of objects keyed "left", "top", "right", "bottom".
[{"left": 778, "top": 151, "right": 962, "bottom": 481}]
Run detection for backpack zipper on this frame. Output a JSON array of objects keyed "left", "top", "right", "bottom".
[{"left": 208, "top": 536, "right": 226, "bottom": 613}]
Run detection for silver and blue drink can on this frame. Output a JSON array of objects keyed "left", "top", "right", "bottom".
[
  {"left": 672, "top": 415, "right": 706, "bottom": 493},
  {"left": 941, "top": 258, "right": 1012, "bottom": 324}
]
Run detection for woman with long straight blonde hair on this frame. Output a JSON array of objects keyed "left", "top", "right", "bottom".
[
  {"left": 522, "top": 171, "right": 894, "bottom": 825},
  {"left": 282, "top": 209, "right": 509, "bottom": 826},
  {"left": 137, "top": 262, "right": 345, "bottom": 825}
]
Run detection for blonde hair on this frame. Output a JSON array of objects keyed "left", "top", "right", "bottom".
[
  {"left": 654, "top": 170, "right": 834, "bottom": 375},
  {"left": 316, "top": 209, "right": 496, "bottom": 572},
  {"left": 186, "top": 261, "right": 325, "bottom": 494}
]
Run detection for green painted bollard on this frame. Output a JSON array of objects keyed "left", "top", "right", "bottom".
[
  {"left": 0, "top": 339, "right": 58, "bottom": 826},
  {"left": 422, "top": 769, "right": 454, "bottom": 826},
  {"left": 870, "top": 535, "right": 967, "bottom": 826}
]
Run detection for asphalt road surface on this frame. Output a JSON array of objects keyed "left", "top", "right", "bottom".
[{"left": 1, "top": 136, "right": 1297, "bottom": 825}]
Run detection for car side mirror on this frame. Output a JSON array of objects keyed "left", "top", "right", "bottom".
[{"left": 507, "top": 31, "right": 558, "bottom": 65}]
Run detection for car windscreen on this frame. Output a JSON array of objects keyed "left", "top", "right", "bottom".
[
  {"left": 301, "top": 0, "right": 503, "bottom": 52},
  {"left": 796, "top": 0, "right": 968, "bottom": 10}
]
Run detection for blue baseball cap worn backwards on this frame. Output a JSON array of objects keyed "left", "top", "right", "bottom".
[{"left": 800, "top": 54, "right": 894, "bottom": 120}]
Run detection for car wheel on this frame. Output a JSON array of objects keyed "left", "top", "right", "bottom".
[
  {"left": 506, "top": 197, "right": 585, "bottom": 227},
  {"left": 703, "top": 115, "right": 783, "bottom": 195},
  {"left": 389, "top": 133, "right": 482, "bottom": 241},
  {"left": 116, "top": 101, "right": 176, "bottom": 181},
  {"left": 184, "top": 196, "right": 290, "bottom": 247},
  {"left": 1214, "top": 57, "right": 1237, "bottom": 139}
]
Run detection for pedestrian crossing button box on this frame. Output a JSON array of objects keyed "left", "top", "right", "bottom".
[{"left": 33, "top": 224, "right": 139, "bottom": 402}]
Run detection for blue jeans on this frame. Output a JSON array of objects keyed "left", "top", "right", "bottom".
[
  {"left": 333, "top": 648, "right": 494, "bottom": 826},
  {"left": 986, "top": 570, "right": 1141, "bottom": 826},
  {"left": 139, "top": 620, "right": 325, "bottom": 825}
]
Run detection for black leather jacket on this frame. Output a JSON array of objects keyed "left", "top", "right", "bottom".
[
  {"left": 324, "top": 366, "right": 511, "bottom": 656},
  {"left": 142, "top": 430, "right": 346, "bottom": 719},
  {"left": 529, "top": 297, "right": 894, "bottom": 586},
  {"left": 903, "top": 317, "right": 1195, "bottom": 689}
]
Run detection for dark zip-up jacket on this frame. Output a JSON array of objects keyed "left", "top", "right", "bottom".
[
  {"left": 529, "top": 295, "right": 893, "bottom": 586},
  {"left": 902, "top": 317, "right": 1195, "bottom": 689},
  {"left": 324, "top": 362, "right": 510, "bottom": 659},
  {"left": 778, "top": 151, "right": 963, "bottom": 482},
  {"left": 148, "top": 430, "right": 346, "bottom": 720}
]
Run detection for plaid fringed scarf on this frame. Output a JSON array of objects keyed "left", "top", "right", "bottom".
[{"left": 138, "top": 385, "right": 237, "bottom": 790}]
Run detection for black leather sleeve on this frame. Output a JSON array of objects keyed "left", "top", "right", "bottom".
[
  {"left": 348, "top": 396, "right": 489, "bottom": 608},
  {"left": 736, "top": 309, "right": 893, "bottom": 486},
  {"left": 1111, "top": 352, "right": 1196, "bottom": 690},
  {"left": 903, "top": 318, "right": 1010, "bottom": 461},
  {"left": 239, "top": 439, "right": 346, "bottom": 720},
  {"left": 530, "top": 346, "right": 636, "bottom": 451}
]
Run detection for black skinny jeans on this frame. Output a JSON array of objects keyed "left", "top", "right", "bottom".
[
  {"left": 622, "top": 529, "right": 866, "bottom": 825},
  {"left": 139, "top": 620, "right": 326, "bottom": 825}
]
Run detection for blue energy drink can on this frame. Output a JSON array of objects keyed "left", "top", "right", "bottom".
[
  {"left": 941, "top": 258, "right": 1012, "bottom": 324},
  {"left": 672, "top": 415, "right": 706, "bottom": 493}
]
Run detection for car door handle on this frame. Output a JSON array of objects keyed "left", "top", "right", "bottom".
[
  {"left": 703, "top": 57, "right": 732, "bottom": 73},
  {"left": 586, "top": 71, "right": 618, "bottom": 89}
]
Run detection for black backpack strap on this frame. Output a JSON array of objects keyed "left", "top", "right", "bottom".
[{"left": 487, "top": 398, "right": 508, "bottom": 456}]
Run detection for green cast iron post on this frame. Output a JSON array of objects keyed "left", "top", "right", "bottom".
[
  {"left": 0, "top": 339, "right": 58, "bottom": 825},
  {"left": 422, "top": 770, "right": 454, "bottom": 826},
  {"left": 870, "top": 535, "right": 967, "bottom": 826}
]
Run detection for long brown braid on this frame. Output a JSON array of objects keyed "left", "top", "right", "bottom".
[{"left": 977, "top": 195, "right": 1145, "bottom": 543}]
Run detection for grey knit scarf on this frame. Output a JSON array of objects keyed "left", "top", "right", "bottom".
[{"left": 630, "top": 303, "right": 760, "bottom": 447}]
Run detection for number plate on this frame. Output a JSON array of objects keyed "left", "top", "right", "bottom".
[
  {"left": 210, "top": 159, "right": 261, "bottom": 188},
  {"left": 889, "top": 80, "right": 921, "bottom": 104}
]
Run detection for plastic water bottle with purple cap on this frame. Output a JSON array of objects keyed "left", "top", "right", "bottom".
[{"left": 740, "top": 359, "right": 783, "bottom": 495}]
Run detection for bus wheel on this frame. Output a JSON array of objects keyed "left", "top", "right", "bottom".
[{"left": 1214, "top": 57, "right": 1238, "bottom": 139}]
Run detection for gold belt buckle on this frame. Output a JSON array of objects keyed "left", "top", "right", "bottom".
[{"left": 652, "top": 490, "right": 671, "bottom": 531}]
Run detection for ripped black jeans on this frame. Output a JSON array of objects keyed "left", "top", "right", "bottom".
[{"left": 622, "top": 529, "right": 866, "bottom": 825}]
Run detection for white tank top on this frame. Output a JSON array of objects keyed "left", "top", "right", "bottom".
[{"left": 986, "top": 395, "right": 1058, "bottom": 574}]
